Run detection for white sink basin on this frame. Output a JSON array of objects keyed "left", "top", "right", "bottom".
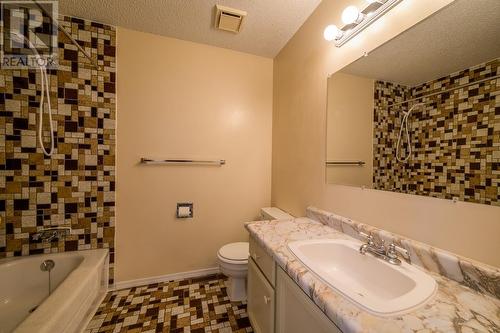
[{"left": 287, "top": 239, "right": 437, "bottom": 316}]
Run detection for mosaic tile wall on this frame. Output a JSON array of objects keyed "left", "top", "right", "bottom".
[
  {"left": 373, "top": 58, "right": 499, "bottom": 206},
  {"left": 0, "top": 16, "right": 116, "bottom": 282}
]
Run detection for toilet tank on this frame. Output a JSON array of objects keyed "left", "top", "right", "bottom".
[{"left": 260, "top": 207, "right": 293, "bottom": 220}]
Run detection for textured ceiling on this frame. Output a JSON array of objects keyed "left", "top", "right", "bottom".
[
  {"left": 58, "top": 0, "right": 322, "bottom": 58},
  {"left": 341, "top": 0, "right": 500, "bottom": 86}
]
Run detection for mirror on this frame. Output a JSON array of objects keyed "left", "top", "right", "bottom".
[{"left": 326, "top": 0, "right": 500, "bottom": 206}]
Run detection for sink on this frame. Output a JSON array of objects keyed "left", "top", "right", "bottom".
[{"left": 287, "top": 239, "right": 437, "bottom": 316}]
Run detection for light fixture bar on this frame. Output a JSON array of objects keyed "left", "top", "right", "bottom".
[
  {"left": 335, "top": 0, "right": 403, "bottom": 47},
  {"left": 362, "top": 0, "right": 385, "bottom": 15}
]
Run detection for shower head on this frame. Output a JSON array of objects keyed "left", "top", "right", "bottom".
[
  {"left": 396, "top": 102, "right": 424, "bottom": 163},
  {"left": 9, "top": 30, "right": 55, "bottom": 156},
  {"left": 402, "top": 103, "right": 425, "bottom": 116}
]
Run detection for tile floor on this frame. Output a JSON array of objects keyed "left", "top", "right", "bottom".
[{"left": 85, "top": 274, "right": 253, "bottom": 333}]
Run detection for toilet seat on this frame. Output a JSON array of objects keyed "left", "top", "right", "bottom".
[
  {"left": 217, "top": 242, "right": 249, "bottom": 301},
  {"left": 218, "top": 242, "right": 249, "bottom": 263}
]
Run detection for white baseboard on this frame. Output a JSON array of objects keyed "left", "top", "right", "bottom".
[{"left": 111, "top": 267, "right": 220, "bottom": 291}]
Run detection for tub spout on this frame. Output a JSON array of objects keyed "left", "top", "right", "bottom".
[{"left": 32, "top": 227, "right": 71, "bottom": 242}]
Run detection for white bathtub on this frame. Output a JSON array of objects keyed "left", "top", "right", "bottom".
[{"left": 0, "top": 249, "right": 109, "bottom": 333}]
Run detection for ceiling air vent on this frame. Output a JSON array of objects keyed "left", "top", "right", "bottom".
[{"left": 215, "top": 5, "right": 247, "bottom": 33}]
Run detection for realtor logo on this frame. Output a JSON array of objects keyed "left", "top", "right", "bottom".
[{"left": 1, "top": 0, "right": 58, "bottom": 69}]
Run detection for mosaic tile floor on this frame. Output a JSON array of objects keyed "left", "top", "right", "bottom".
[{"left": 85, "top": 274, "right": 253, "bottom": 333}]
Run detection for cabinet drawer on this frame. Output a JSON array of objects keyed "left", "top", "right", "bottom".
[
  {"left": 248, "top": 258, "right": 275, "bottom": 333},
  {"left": 249, "top": 236, "right": 275, "bottom": 286}
]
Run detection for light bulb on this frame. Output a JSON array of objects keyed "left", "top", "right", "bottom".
[
  {"left": 323, "top": 25, "right": 343, "bottom": 41},
  {"left": 342, "top": 5, "right": 362, "bottom": 25}
]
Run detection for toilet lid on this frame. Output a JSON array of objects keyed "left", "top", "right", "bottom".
[{"left": 218, "top": 242, "right": 249, "bottom": 261}]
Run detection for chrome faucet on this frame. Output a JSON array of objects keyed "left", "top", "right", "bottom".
[
  {"left": 359, "top": 232, "right": 410, "bottom": 265},
  {"left": 32, "top": 227, "right": 71, "bottom": 242},
  {"left": 359, "top": 233, "right": 386, "bottom": 256}
]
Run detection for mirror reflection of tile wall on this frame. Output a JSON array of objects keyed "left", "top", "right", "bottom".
[
  {"left": 327, "top": 58, "right": 499, "bottom": 206},
  {"left": 372, "top": 58, "right": 499, "bottom": 205},
  {"left": 326, "top": 0, "right": 500, "bottom": 206}
]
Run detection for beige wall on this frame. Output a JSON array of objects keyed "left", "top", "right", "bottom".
[
  {"left": 326, "top": 73, "right": 374, "bottom": 187},
  {"left": 116, "top": 28, "right": 273, "bottom": 282},
  {"left": 272, "top": 0, "right": 500, "bottom": 267}
]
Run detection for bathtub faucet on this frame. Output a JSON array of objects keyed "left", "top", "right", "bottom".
[{"left": 32, "top": 227, "right": 71, "bottom": 242}]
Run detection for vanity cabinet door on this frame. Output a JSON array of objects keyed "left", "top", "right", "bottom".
[
  {"left": 249, "top": 236, "right": 276, "bottom": 286},
  {"left": 276, "top": 267, "right": 342, "bottom": 333},
  {"left": 248, "top": 258, "right": 275, "bottom": 333}
]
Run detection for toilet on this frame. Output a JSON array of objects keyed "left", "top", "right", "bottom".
[{"left": 217, "top": 207, "right": 293, "bottom": 302}]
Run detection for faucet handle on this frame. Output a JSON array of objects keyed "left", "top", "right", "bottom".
[
  {"left": 359, "top": 231, "right": 376, "bottom": 245},
  {"left": 359, "top": 231, "right": 371, "bottom": 240},
  {"left": 388, "top": 243, "right": 410, "bottom": 260}
]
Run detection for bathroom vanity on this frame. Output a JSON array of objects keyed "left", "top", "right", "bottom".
[
  {"left": 248, "top": 237, "right": 341, "bottom": 333},
  {"left": 246, "top": 208, "right": 500, "bottom": 333}
]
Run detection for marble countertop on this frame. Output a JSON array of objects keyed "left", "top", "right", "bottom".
[{"left": 245, "top": 217, "right": 500, "bottom": 333}]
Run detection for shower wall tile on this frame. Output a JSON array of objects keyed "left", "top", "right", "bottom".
[
  {"left": 0, "top": 16, "right": 116, "bottom": 282},
  {"left": 373, "top": 58, "right": 499, "bottom": 206},
  {"left": 372, "top": 81, "right": 411, "bottom": 190}
]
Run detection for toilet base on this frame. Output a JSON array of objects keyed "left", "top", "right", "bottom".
[{"left": 225, "top": 276, "right": 247, "bottom": 302}]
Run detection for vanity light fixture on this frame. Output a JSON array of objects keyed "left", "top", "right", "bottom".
[
  {"left": 323, "top": 0, "right": 403, "bottom": 47},
  {"left": 323, "top": 24, "right": 344, "bottom": 41},
  {"left": 342, "top": 6, "right": 364, "bottom": 25}
]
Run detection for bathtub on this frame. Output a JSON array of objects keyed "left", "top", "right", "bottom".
[{"left": 0, "top": 249, "right": 109, "bottom": 333}]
